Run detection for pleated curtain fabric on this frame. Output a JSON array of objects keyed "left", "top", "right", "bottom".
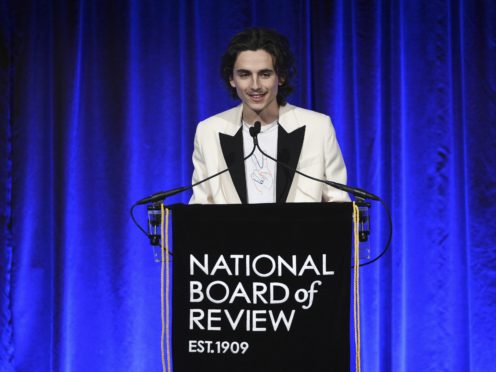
[{"left": 1, "top": 1, "right": 495, "bottom": 371}]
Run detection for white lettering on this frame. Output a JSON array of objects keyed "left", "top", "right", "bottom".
[
  {"left": 206, "top": 281, "right": 229, "bottom": 304},
  {"left": 298, "top": 255, "right": 320, "bottom": 276},
  {"left": 269, "top": 310, "right": 295, "bottom": 331},
  {"left": 207, "top": 309, "right": 221, "bottom": 331},
  {"left": 230, "top": 254, "right": 244, "bottom": 276},
  {"left": 190, "top": 254, "right": 208, "bottom": 275},
  {"left": 190, "top": 281, "right": 204, "bottom": 302},
  {"left": 190, "top": 254, "right": 334, "bottom": 277},
  {"left": 229, "top": 282, "right": 251, "bottom": 304},
  {"left": 225, "top": 309, "right": 245, "bottom": 330},
  {"left": 252, "top": 310, "right": 267, "bottom": 331},
  {"left": 211, "top": 255, "right": 233, "bottom": 276},
  {"left": 270, "top": 282, "right": 290, "bottom": 304},
  {"left": 190, "top": 309, "right": 296, "bottom": 331},
  {"left": 277, "top": 255, "right": 297, "bottom": 276},
  {"left": 189, "top": 309, "right": 205, "bottom": 330},
  {"left": 252, "top": 254, "right": 276, "bottom": 277},
  {"left": 252, "top": 282, "right": 268, "bottom": 304},
  {"left": 322, "top": 254, "right": 335, "bottom": 275}
]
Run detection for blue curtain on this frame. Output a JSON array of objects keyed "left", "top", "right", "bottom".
[{"left": 1, "top": 0, "right": 495, "bottom": 371}]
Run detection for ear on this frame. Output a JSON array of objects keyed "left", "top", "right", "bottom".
[
  {"left": 229, "top": 76, "right": 236, "bottom": 88},
  {"left": 278, "top": 76, "right": 286, "bottom": 86}
]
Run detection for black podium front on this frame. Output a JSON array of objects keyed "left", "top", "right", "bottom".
[{"left": 168, "top": 202, "right": 353, "bottom": 372}]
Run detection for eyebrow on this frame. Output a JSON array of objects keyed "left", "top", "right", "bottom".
[{"left": 234, "top": 68, "right": 275, "bottom": 74}]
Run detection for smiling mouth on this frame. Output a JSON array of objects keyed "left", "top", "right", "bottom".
[{"left": 248, "top": 92, "right": 266, "bottom": 102}]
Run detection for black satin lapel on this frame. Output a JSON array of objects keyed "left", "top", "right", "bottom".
[
  {"left": 219, "top": 127, "right": 247, "bottom": 204},
  {"left": 276, "top": 125, "right": 306, "bottom": 202}
]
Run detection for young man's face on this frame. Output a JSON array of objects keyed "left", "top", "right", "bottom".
[{"left": 229, "top": 49, "right": 282, "bottom": 118}]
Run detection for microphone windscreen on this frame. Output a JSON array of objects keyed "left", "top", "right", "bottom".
[{"left": 250, "top": 121, "right": 262, "bottom": 137}]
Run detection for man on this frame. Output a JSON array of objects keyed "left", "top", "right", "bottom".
[{"left": 190, "top": 28, "right": 349, "bottom": 204}]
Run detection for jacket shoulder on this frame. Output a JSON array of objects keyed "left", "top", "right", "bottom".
[
  {"left": 197, "top": 105, "right": 241, "bottom": 132},
  {"left": 280, "top": 104, "right": 333, "bottom": 134},
  {"left": 288, "top": 104, "right": 331, "bottom": 122}
]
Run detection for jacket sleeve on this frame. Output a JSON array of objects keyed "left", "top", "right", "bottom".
[
  {"left": 322, "top": 117, "right": 351, "bottom": 202},
  {"left": 189, "top": 124, "right": 214, "bottom": 204}
]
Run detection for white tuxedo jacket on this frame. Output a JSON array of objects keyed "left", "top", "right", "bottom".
[{"left": 189, "top": 103, "right": 350, "bottom": 204}]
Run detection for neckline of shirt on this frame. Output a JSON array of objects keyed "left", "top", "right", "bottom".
[{"left": 242, "top": 120, "right": 279, "bottom": 133}]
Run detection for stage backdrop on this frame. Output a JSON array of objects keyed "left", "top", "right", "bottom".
[{"left": 1, "top": 0, "right": 495, "bottom": 371}]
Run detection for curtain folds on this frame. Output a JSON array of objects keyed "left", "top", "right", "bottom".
[{"left": 1, "top": 0, "right": 495, "bottom": 371}]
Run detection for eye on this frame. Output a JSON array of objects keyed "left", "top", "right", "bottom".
[{"left": 261, "top": 71, "right": 273, "bottom": 78}]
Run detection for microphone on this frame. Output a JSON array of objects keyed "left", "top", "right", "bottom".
[
  {"left": 134, "top": 185, "right": 193, "bottom": 205},
  {"left": 249, "top": 123, "right": 380, "bottom": 201},
  {"left": 249, "top": 121, "right": 261, "bottom": 145}
]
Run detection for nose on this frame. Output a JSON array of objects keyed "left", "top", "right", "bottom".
[{"left": 250, "top": 75, "right": 260, "bottom": 90}]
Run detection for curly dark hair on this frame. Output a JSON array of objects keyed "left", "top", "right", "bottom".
[{"left": 220, "top": 28, "right": 296, "bottom": 106}]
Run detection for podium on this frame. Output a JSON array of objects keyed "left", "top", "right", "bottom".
[{"left": 164, "top": 202, "right": 354, "bottom": 372}]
